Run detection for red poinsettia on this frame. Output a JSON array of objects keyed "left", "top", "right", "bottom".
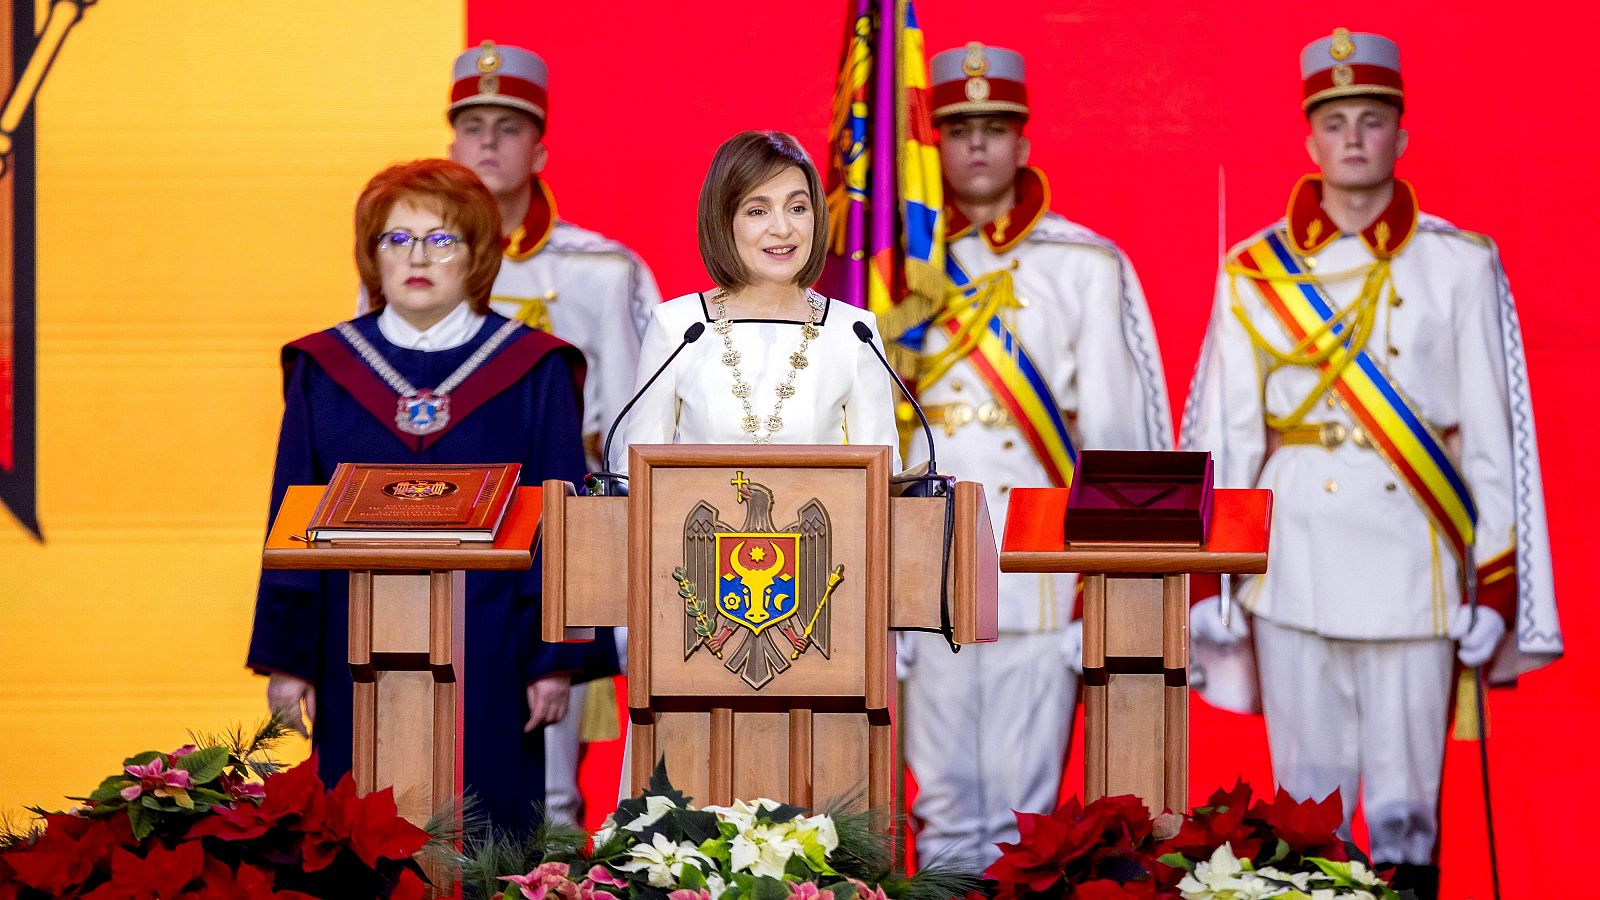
[
  {"left": 985, "top": 795, "right": 1162, "bottom": 900},
  {"left": 0, "top": 736, "right": 435, "bottom": 896},
  {"left": 2, "top": 813, "right": 133, "bottom": 894},
  {"left": 92, "top": 840, "right": 207, "bottom": 897},
  {"left": 1252, "top": 788, "right": 1346, "bottom": 861},
  {"left": 185, "top": 755, "right": 326, "bottom": 843},
  {"left": 1075, "top": 879, "right": 1177, "bottom": 899},
  {"left": 298, "top": 775, "right": 428, "bottom": 871},
  {"left": 1151, "top": 781, "right": 1348, "bottom": 872},
  {"left": 1156, "top": 782, "right": 1263, "bottom": 863}
]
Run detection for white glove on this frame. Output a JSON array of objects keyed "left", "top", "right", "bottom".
[
  {"left": 1449, "top": 606, "right": 1506, "bottom": 668},
  {"left": 1062, "top": 619, "right": 1085, "bottom": 674},
  {"left": 895, "top": 632, "right": 916, "bottom": 680},
  {"left": 1190, "top": 596, "right": 1250, "bottom": 646}
]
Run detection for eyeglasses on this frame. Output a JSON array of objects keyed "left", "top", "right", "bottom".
[{"left": 375, "top": 230, "right": 464, "bottom": 263}]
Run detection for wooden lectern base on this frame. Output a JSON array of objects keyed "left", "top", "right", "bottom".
[
  {"left": 264, "top": 485, "right": 547, "bottom": 898},
  {"left": 347, "top": 570, "right": 464, "bottom": 827},
  {"left": 632, "top": 706, "right": 892, "bottom": 812},
  {"left": 1080, "top": 572, "right": 1187, "bottom": 811},
  {"left": 1001, "top": 485, "right": 1271, "bottom": 817}
]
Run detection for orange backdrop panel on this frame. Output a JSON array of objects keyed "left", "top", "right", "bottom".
[{"left": 0, "top": 0, "right": 464, "bottom": 825}]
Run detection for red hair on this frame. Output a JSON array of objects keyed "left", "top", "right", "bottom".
[{"left": 354, "top": 159, "right": 502, "bottom": 314}]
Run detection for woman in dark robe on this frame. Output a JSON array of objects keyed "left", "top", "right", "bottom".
[{"left": 247, "top": 159, "right": 616, "bottom": 832}]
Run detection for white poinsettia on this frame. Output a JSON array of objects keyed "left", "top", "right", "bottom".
[
  {"left": 592, "top": 814, "right": 620, "bottom": 848},
  {"left": 1177, "top": 842, "right": 1245, "bottom": 893},
  {"left": 703, "top": 797, "right": 783, "bottom": 833},
  {"left": 622, "top": 794, "right": 682, "bottom": 833},
  {"left": 728, "top": 820, "right": 807, "bottom": 878},
  {"left": 616, "top": 831, "right": 713, "bottom": 888},
  {"left": 1255, "top": 866, "right": 1313, "bottom": 892},
  {"left": 792, "top": 812, "right": 840, "bottom": 855},
  {"left": 1345, "top": 860, "right": 1383, "bottom": 888},
  {"left": 1177, "top": 843, "right": 1296, "bottom": 900}
]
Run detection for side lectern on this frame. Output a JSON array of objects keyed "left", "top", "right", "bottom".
[
  {"left": 541, "top": 445, "right": 999, "bottom": 811},
  {"left": 261, "top": 484, "right": 547, "bottom": 894},
  {"left": 1000, "top": 451, "right": 1272, "bottom": 815}
]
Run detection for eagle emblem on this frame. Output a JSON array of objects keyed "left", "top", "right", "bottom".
[{"left": 674, "top": 471, "right": 844, "bottom": 690}]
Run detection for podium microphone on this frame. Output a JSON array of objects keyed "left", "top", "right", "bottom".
[
  {"left": 854, "top": 320, "right": 958, "bottom": 651},
  {"left": 589, "top": 321, "right": 705, "bottom": 496},
  {"left": 853, "top": 320, "right": 943, "bottom": 489}
]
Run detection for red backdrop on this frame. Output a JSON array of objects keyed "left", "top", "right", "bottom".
[{"left": 469, "top": 3, "right": 1597, "bottom": 896}]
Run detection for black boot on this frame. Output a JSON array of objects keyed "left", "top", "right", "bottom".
[{"left": 1383, "top": 862, "right": 1440, "bottom": 900}]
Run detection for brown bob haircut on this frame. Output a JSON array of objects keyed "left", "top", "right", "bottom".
[
  {"left": 697, "top": 131, "right": 829, "bottom": 290},
  {"left": 355, "top": 159, "right": 503, "bottom": 314}
]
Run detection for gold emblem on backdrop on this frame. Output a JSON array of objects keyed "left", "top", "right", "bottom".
[{"left": 675, "top": 471, "right": 845, "bottom": 690}]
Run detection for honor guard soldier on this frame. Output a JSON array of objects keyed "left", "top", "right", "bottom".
[
  {"left": 1182, "top": 29, "right": 1562, "bottom": 897},
  {"left": 447, "top": 41, "right": 661, "bottom": 825},
  {"left": 899, "top": 43, "right": 1172, "bottom": 867}
]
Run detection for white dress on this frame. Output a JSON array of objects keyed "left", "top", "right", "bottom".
[{"left": 622, "top": 292, "right": 900, "bottom": 463}]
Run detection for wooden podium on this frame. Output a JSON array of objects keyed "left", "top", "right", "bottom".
[
  {"left": 1001, "top": 478, "right": 1271, "bottom": 815},
  {"left": 541, "top": 445, "right": 999, "bottom": 811},
  {"left": 261, "top": 485, "right": 546, "bottom": 831}
]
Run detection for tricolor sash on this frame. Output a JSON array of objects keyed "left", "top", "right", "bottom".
[
  {"left": 932, "top": 253, "right": 1078, "bottom": 488},
  {"left": 1234, "top": 231, "right": 1476, "bottom": 562}
]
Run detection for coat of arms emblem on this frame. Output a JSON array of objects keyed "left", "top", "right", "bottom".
[{"left": 674, "top": 471, "right": 844, "bottom": 690}]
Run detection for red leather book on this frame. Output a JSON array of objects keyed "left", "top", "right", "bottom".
[{"left": 306, "top": 463, "right": 521, "bottom": 541}]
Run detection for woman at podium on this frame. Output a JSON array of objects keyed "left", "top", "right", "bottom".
[
  {"left": 624, "top": 131, "right": 898, "bottom": 453},
  {"left": 247, "top": 159, "right": 617, "bottom": 832}
]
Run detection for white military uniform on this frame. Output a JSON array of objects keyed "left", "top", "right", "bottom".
[
  {"left": 441, "top": 38, "right": 663, "bottom": 828},
  {"left": 902, "top": 167, "right": 1171, "bottom": 868},
  {"left": 490, "top": 184, "right": 660, "bottom": 826},
  {"left": 1182, "top": 175, "right": 1562, "bottom": 864},
  {"left": 489, "top": 179, "right": 659, "bottom": 469}
]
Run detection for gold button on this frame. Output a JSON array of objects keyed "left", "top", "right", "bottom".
[
  {"left": 999, "top": 484, "right": 1011, "bottom": 494},
  {"left": 1388, "top": 347, "right": 1401, "bottom": 357},
  {"left": 1391, "top": 295, "right": 1404, "bottom": 308},
  {"left": 1385, "top": 482, "right": 1398, "bottom": 492},
  {"left": 1304, "top": 256, "right": 1318, "bottom": 270},
  {"left": 951, "top": 382, "right": 963, "bottom": 393},
  {"left": 1002, "top": 440, "right": 1015, "bottom": 450},
  {"left": 1324, "top": 479, "right": 1339, "bottom": 493},
  {"left": 1324, "top": 395, "right": 1336, "bottom": 409}
]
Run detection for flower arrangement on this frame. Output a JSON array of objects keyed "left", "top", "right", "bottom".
[
  {"left": 984, "top": 782, "right": 1410, "bottom": 900},
  {"left": 0, "top": 721, "right": 434, "bottom": 899},
  {"left": 461, "top": 764, "right": 980, "bottom": 900}
]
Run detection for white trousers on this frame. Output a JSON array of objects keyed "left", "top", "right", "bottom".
[
  {"left": 901, "top": 632, "right": 1075, "bottom": 869},
  {"left": 1254, "top": 618, "right": 1453, "bottom": 865},
  {"left": 542, "top": 681, "right": 586, "bottom": 826}
]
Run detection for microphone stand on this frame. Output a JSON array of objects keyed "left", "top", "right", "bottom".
[
  {"left": 853, "top": 322, "right": 958, "bottom": 651},
  {"left": 587, "top": 321, "right": 706, "bottom": 496}
]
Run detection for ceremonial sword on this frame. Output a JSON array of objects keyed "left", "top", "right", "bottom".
[{"left": 1462, "top": 543, "right": 1501, "bottom": 900}]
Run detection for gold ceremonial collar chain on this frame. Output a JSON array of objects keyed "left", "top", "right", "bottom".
[{"left": 711, "top": 288, "right": 825, "bottom": 443}]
